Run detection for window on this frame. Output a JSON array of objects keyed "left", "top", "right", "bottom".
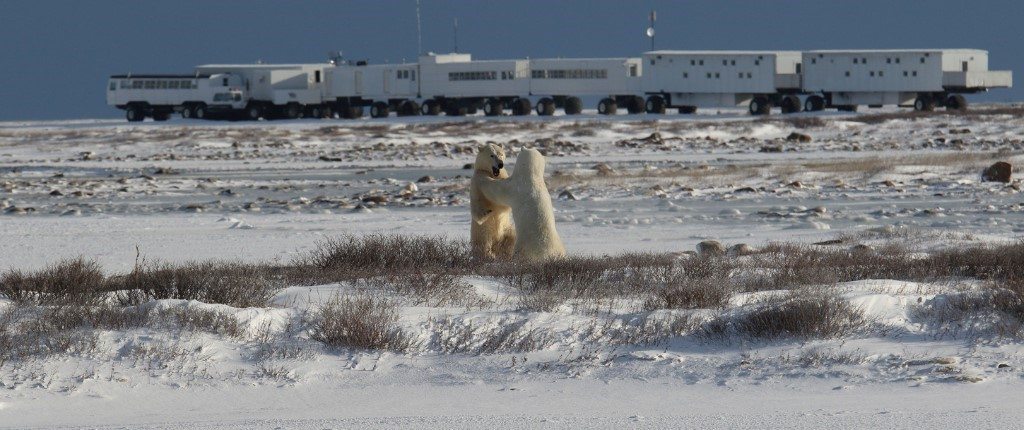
[
  {"left": 144, "top": 80, "right": 156, "bottom": 89},
  {"left": 650, "top": 59, "right": 655, "bottom": 66},
  {"left": 912, "top": 71, "right": 917, "bottom": 76},
  {"left": 738, "top": 72, "right": 743, "bottom": 79},
  {"left": 690, "top": 60, "right": 695, "bottom": 66},
  {"left": 886, "top": 58, "right": 891, "bottom": 64},
  {"left": 222, "top": 78, "right": 228, "bottom": 86},
  {"left": 411, "top": 70, "right": 416, "bottom": 81},
  {"left": 895, "top": 58, "right": 900, "bottom": 64},
  {"left": 109, "top": 82, "right": 116, "bottom": 91},
  {"left": 853, "top": 58, "right": 859, "bottom": 64},
  {"left": 629, "top": 64, "right": 638, "bottom": 77},
  {"left": 811, "top": 58, "right": 816, "bottom": 64},
  {"left": 862, "top": 58, "right": 867, "bottom": 64},
  {"left": 746, "top": 72, "right": 752, "bottom": 78},
  {"left": 315, "top": 70, "right": 322, "bottom": 82},
  {"left": 878, "top": 71, "right": 884, "bottom": 77},
  {"left": 683, "top": 72, "right": 688, "bottom": 78},
  {"left": 699, "top": 60, "right": 704, "bottom": 65},
  {"left": 754, "top": 60, "right": 760, "bottom": 66},
  {"left": 706, "top": 72, "right": 712, "bottom": 79},
  {"left": 723, "top": 60, "right": 728, "bottom": 66},
  {"left": 845, "top": 71, "right": 850, "bottom": 77},
  {"left": 731, "top": 60, "right": 736, "bottom": 66},
  {"left": 715, "top": 72, "right": 720, "bottom": 78},
  {"left": 870, "top": 71, "right": 875, "bottom": 77},
  {"left": 532, "top": 70, "right": 544, "bottom": 79},
  {"left": 920, "top": 57, "right": 925, "bottom": 63},
  {"left": 903, "top": 71, "right": 908, "bottom": 77}
]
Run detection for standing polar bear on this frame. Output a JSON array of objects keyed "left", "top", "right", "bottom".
[
  {"left": 477, "top": 148, "right": 566, "bottom": 262},
  {"left": 470, "top": 143, "right": 516, "bottom": 259}
]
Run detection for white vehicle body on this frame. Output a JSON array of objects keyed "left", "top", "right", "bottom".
[
  {"left": 195, "top": 64, "right": 331, "bottom": 107},
  {"left": 106, "top": 73, "right": 247, "bottom": 121},
  {"left": 528, "top": 57, "right": 641, "bottom": 97},
  {"left": 418, "top": 53, "right": 529, "bottom": 99},
  {"left": 326, "top": 62, "right": 419, "bottom": 101},
  {"left": 802, "top": 49, "right": 1013, "bottom": 107},
  {"left": 641, "top": 50, "right": 802, "bottom": 108}
]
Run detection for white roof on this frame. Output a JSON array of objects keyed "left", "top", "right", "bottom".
[
  {"left": 196, "top": 64, "right": 331, "bottom": 69},
  {"left": 643, "top": 50, "right": 800, "bottom": 56},
  {"left": 804, "top": 49, "right": 985, "bottom": 54}
]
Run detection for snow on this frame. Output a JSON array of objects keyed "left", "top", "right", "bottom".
[{"left": 2, "top": 108, "right": 1024, "bottom": 427}]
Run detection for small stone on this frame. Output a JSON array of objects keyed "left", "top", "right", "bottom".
[
  {"left": 49, "top": 190, "right": 63, "bottom": 197},
  {"left": 786, "top": 132, "right": 812, "bottom": 143},
  {"left": 403, "top": 182, "right": 418, "bottom": 193},
  {"left": 362, "top": 195, "right": 389, "bottom": 204},
  {"left": 760, "top": 145, "right": 783, "bottom": 153},
  {"left": 318, "top": 155, "right": 343, "bottom": 162},
  {"left": 592, "top": 163, "right": 615, "bottom": 176},
  {"left": 417, "top": 175, "right": 434, "bottom": 183},
  {"left": 981, "top": 162, "right": 1012, "bottom": 183},
  {"left": 558, "top": 190, "right": 578, "bottom": 201},
  {"left": 696, "top": 240, "right": 725, "bottom": 256},
  {"left": 727, "top": 243, "right": 756, "bottom": 257},
  {"left": 787, "top": 181, "right": 803, "bottom": 188},
  {"left": 462, "top": 163, "right": 474, "bottom": 170},
  {"left": 881, "top": 180, "right": 897, "bottom": 187},
  {"left": 733, "top": 186, "right": 757, "bottom": 193}
]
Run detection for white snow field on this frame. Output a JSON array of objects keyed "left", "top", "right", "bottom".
[{"left": 1, "top": 107, "right": 1024, "bottom": 428}]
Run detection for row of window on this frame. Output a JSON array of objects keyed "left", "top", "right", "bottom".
[
  {"left": 396, "top": 70, "right": 416, "bottom": 80},
  {"left": 531, "top": 69, "right": 608, "bottom": 79},
  {"left": 680, "top": 71, "right": 756, "bottom": 79},
  {"left": 843, "top": 70, "right": 920, "bottom": 77},
  {"left": 811, "top": 56, "right": 928, "bottom": 65},
  {"left": 116, "top": 80, "right": 199, "bottom": 90},
  {"left": 447, "top": 71, "right": 520, "bottom": 81}
]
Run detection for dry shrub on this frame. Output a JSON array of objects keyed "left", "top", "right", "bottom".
[
  {"left": 0, "top": 258, "right": 105, "bottom": 305},
  {"left": 299, "top": 235, "right": 472, "bottom": 281},
  {"left": 853, "top": 105, "right": 1024, "bottom": 125},
  {"left": 308, "top": 294, "right": 410, "bottom": 351},
  {"left": 731, "top": 290, "right": 864, "bottom": 340},
  {"left": 358, "top": 271, "right": 477, "bottom": 307},
  {"left": 110, "top": 261, "right": 278, "bottom": 308}
]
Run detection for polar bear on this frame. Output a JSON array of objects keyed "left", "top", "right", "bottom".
[
  {"left": 477, "top": 148, "right": 565, "bottom": 262},
  {"left": 470, "top": 143, "right": 516, "bottom": 259}
]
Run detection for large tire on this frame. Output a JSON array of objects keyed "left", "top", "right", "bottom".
[
  {"left": 193, "top": 104, "right": 208, "bottom": 120},
  {"left": 181, "top": 105, "right": 194, "bottom": 119},
  {"left": 678, "top": 106, "right": 697, "bottom": 114},
  {"left": 597, "top": 98, "right": 618, "bottom": 115},
  {"left": 284, "top": 103, "right": 302, "bottom": 119},
  {"left": 370, "top": 101, "right": 390, "bottom": 118},
  {"left": 804, "top": 95, "right": 825, "bottom": 112},
  {"left": 484, "top": 99, "right": 504, "bottom": 116},
  {"left": 645, "top": 96, "right": 666, "bottom": 114},
  {"left": 946, "top": 94, "right": 967, "bottom": 111},
  {"left": 564, "top": 97, "right": 583, "bottom": 115},
  {"left": 245, "top": 104, "right": 262, "bottom": 121},
  {"left": 307, "top": 105, "right": 324, "bottom": 119},
  {"left": 512, "top": 98, "right": 532, "bottom": 116},
  {"left": 748, "top": 97, "right": 771, "bottom": 115},
  {"left": 125, "top": 105, "right": 145, "bottom": 122},
  {"left": 348, "top": 106, "right": 364, "bottom": 119},
  {"left": 626, "top": 96, "right": 645, "bottom": 114},
  {"left": 398, "top": 100, "right": 420, "bottom": 117},
  {"left": 913, "top": 95, "right": 935, "bottom": 112},
  {"left": 536, "top": 97, "right": 556, "bottom": 116},
  {"left": 780, "top": 95, "right": 801, "bottom": 114}
]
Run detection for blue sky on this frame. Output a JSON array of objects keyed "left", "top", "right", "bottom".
[{"left": 1, "top": 0, "right": 1019, "bottom": 120}]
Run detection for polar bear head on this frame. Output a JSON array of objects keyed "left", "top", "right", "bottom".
[
  {"left": 475, "top": 143, "right": 506, "bottom": 177},
  {"left": 512, "top": 148, "right": 545, "bottom": 179}
]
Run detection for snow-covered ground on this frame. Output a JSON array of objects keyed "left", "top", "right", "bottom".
[{"left": 1, "top": 107, "right": 1023, "bottom": 428}]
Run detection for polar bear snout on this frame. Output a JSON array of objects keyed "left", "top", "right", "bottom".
[{"left": 491, "top": 160, "right": 503, "bottom": 177}]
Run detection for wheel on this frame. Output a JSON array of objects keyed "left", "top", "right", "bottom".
[
  {"left": 946, "top": 94, "right": 967, "bottom": 111},
  {"left": 125, "top": 105, "right": 144, "bottom": 122},
  {"left": 780, "top": 96, "right": 801, "bottom": 114},
  {"left": 645, "top": 96, "right": 666, "bottom": 114},
  {"left": 624, "top": 96, "right": 644, "bottom": 114},
  {"left": 348, "top": 106, "right": 364, "bottom": 119},
  {"left": 398, "top": 100, "right": 420, "bottom": 117},
  {"left": 421, "top": 101, "right": 441, "bottom": 116},
  {"left": 193, "top": 104, "right": 207, "bottom": 120},
  {"left": 678, "top": 106, "right": 697, "bottom": 114},
  {"left": 804, "top": 95, "right": 825, "bottom": 112},
  {"left": 913, "top": 95, "right": 935, "bottom": 112},
  {"left": 564, "top": 97, "right": 583, "bottom": 115},
  {"left": 597, "top": 98, "right": 618, "bottom": 115},
  {"left": 283, "top": 103, "right": 302, "bottom": 119},
  {"left": 181, "top": 105, "right": 194, "bottom": 119},
  {"left": 308, "top": 105, "right": 323, "bottom": 119},
  {"left": 536, "top": 98, "right": 555, "bottom": 116},
  {"left": 484, "top": 99, "right": 504, "bottom": 116},
  {"left": 245, "top": 104, "right": 262, "bottom": 120},
  {"left": 748, "top": 97, "right": 771, "bottom": 115},
  {"left": 152, "top": 112, "right": 170, "bottom": 121},
  {"left": 512, "top": 98, "right": 532, "bottom": 116},
  {"left": 370, "top": 101, "right": 390, "bottom": 118}
]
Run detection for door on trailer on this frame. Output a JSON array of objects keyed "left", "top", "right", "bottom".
[
  {"left": 355, "top": 71, "right": 363, "bottom": 95},
  {"left": 962, "top": 61, "right": 969, "bottom": 72}
]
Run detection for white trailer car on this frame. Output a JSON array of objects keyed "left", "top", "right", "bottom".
[
  {"left": 801, "top": 49, "right": 1013, "bottom": 112},
  {"left": 106, "top": 73, "right": 247, "bottom": 122},
  {"left": 528, "top": 57, "right": 642, "bottom": 115},
  {"left": 194, "top": 63, "right": 332, "bottom": 119},
  {"left": 325, "top": 61, "right": 421, "bottom": 118},
  {"left": 418, "top": 53, "right": 532, "bottom": 116},
  {"left": 641, "top": 50, "right": 803, "bottom": 115}
]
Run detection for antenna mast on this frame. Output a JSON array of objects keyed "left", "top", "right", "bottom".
[
  {"left": 416, "top": 0, "right": 423, "bottom": 55},
  {"left": 646, "top": 10, "right": 656, "bottom": 51},
  {"left": 453, "top": 17, "right": 459, "bottom": 53}
]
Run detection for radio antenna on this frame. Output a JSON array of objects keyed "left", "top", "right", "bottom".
[
  {"left": 453, "top": 17, "right": 459, "bottom": 53},
  {"left": 416, "top": 0, "right": 423, "bottom": 55}
]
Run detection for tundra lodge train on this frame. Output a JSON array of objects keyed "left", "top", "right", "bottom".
[{"left": 107, "top": 49, "right": 1012, "bottom": 122}]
